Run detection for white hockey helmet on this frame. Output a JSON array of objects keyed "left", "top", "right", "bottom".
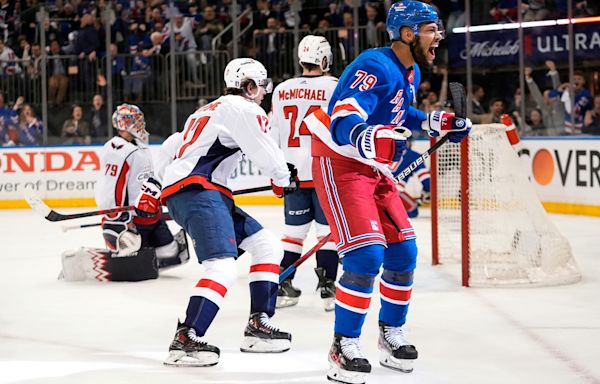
[
  {"left": 112, "top": 103, "right": 148, "bottom": 141},
  {"left": 224, "top": 58, "right": 273, "bottom": 93},
  {"left": 298, "top": 35, "right": 333, "bottom": 73}
]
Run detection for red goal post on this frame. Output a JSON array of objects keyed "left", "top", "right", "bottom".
[{"left": 430, "top": 124, "right": 581, "bottom": 287}]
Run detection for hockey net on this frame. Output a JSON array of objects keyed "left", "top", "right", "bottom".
[{"left": 431, "top": 124, "right": 581, "bottom": 287}]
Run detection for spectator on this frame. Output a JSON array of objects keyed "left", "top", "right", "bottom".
[
  {"left": 17, "top": 104, "right": 43, "bottom": 145},
  {"left": 338, "top": 11, "right": 357, "bottom": 61},
  {"left": 446, "top": 0, "right": 465, "bottom": 34},
  {"left": 489, "top": 0, "right": 519, "bottom": 23},
  {"left": 62, "top": 104, "right": 91, "bottom": 145},
  {"left": 23, "top": 43, "right": 42, "bottom": 79},
  {"left": 74, "top": 14, "right": 99, "bottom": 62},
  {"left": 365, "top": 3, "right": 385, "bottom": 48},
  {"left": 48, "top": 39, "right": 70, "bottom": 106},
  {"left": 253, "top": 0, "right": 275, "bottom": 31},
  {"left": 123, "top": 43, "right": 151, "bottom": 103},
  {"left": 86, "top": 93, "right": 108, "bottom": 138},
  {"left": 255, "top": 17, "right": 285, "bottom": 81},
  {"left": 469, "top": 84, "right": 487, "bottom": 123},
  {"left": 574, "top": 1, "right": 594, "bottom": 17},
  {"left": 0, "top": 39, "right": 22, "bottom": 75},
  {"left": 128, "top": 21, "right": 150, "bottom": 54},
  {"left": 523, "top": 0, "right": 550, "bottom": 21},
  {"left": 165, "top": 13, "right": 199, "bottom": 83},
  {"left": 583, "top": 95, "right": 600, "bottom": 135},
  {"left": 0, "top": 93, "right": 18, "bottom": 146},
  {"left": 195, "top": 6, "right": 224, "bottom": 51},
  {"left": 558, "top": 71, "right": 592, "bottom": 134},
  {"left": 514, "top": 108, "right": 546, "bottom": 136},
  {"left": 488, "top": 98, "right": 506, "bottom": 123},
  {"left": 523, "top": 61, "right": 564, "bottom": 135}
]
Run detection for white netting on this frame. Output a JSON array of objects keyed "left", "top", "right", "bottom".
[{"left": 435, "top": 124, "right": 581, "bottom": 287}]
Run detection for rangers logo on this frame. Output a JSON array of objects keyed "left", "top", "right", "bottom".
[{"left": 455, "top": 119, "right": 466, "bottom": 128}]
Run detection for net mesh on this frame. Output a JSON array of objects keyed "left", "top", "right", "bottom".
[{"left": 435, "top": 124, "right": 581, "bottom": 287}]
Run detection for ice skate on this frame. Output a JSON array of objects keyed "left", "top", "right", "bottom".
[
  {"left": 378, "top": 321, "right": 418, "bottom": 372},
  {"left": 315, "top": 267, "right": 335, "bottom": 312},
  {"left": 276, "top": 278, "right": 302, "bottom": 308},
  {"left": 240, "top": 312, "right": 292, "bottom": 353},
  {"left": 327, "top": 335, "right": 371, "bottom": 384},
  {"left": 163, "top": 321, "right": 220, "bottom": 367}
]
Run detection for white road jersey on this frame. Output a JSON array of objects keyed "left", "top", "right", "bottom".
[
  {"left": 95, "top": 136, "right": 153, "bottom": 209},
  {"left": 154, "top": 131, "right": 182, "bottom": 185},
  {"left": 270, "top": 75, "right": 338, "bottom": 183},
  {"left": 161, "top": 95, "right": 290, "bottom": 199}
]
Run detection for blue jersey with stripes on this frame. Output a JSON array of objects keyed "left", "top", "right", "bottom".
[{"left": 327, "top": 47, "right": 427, "bottom": 146}]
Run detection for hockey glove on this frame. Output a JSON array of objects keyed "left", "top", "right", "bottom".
[
  {"left": 424, "top": 111, "right": 472, "bottom": 143},
  {"left": 102, "top": 211, "right": 142, "bottom": 255},
  {"left": 272, "top": 163, "right": 300, "bottom": 198},
  {"left": 135, "top": 177, "right": 162, "bottom": 218},
  {"left": 352, "top": 124, "right": 409, "bottom": 164}
]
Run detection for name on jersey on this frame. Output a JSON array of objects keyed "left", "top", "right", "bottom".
[{"left": 278, "top": 88, "right": 327, "bottom": 101}]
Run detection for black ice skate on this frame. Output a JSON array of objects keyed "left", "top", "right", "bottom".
[
  {"left": 276, "top": 277, "right": 302, "bottom": 308},
  {"left": 240, "top": 312, "right": 292, "bottom": 353},
  {"left": 378, "top": 321, "right": 418, "bottom": 372},
  {"left": 327, "top": 335, "right": 372, "bottom": 384},
  {"left": 163, "top": 321, "right": 220, "bottom": 367},
  {"left": 315, "top": 267, "right": 336, "bottom": 312}
]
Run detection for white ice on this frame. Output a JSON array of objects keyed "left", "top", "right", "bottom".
[{"left": 1, "top": 206, "right": 600, "bottom": 384}]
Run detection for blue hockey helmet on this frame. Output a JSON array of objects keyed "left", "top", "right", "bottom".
[{"left": 386, "top": 1, "right": 442, "bottom": 42}]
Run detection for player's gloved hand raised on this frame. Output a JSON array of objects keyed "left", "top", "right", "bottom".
[
  {"left": 102, "top": 211, "right": 142, "bottom": 255},
  {"left": 424, "top": 111, "right": 472, "bottom": 143},
  {"left": 135, "top": 177, "right": 162, "bottom": 218},
  {"left": 352, "top": 124, "right": 410, "bottom": 164},
  {"left": 272, "top": 163, "right": 300, "bottom": 198}
]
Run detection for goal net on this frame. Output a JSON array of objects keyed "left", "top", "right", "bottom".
[{"left": 431, "top": 124, "right": 581, "bottom": 287}]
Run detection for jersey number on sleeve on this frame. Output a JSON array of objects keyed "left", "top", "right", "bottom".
[
  {"left": 177, "top": 116, "right": 210, "bottom": 158},
  {"left": 284, "top": 105, "right": 320, "bottom": 147},
  {"left": 350, "top": 70, "right": 377, "bottom": 91}
]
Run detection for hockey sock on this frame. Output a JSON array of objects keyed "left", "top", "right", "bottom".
[
  {"left": 316, "top": 249, "right": 339, "bottom": 280},
  {"left": 379, "top": 240, "right": 417, "bottom": 327},
  {"left": 280, "top": 250, "right": 301, "bottom": 280},
  {"left": 249, "top": 263, "right": 280, "bottom": 317},
  {"left": 334, "top": 245, "right": 384, "bottom": 337},
  {"left": 184, "top": 257, "right": 237, "bottom": 336}
]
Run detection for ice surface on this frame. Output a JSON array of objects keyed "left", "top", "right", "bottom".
[{"left": 1, "top": 206, "right": 599, "bottom": 384}]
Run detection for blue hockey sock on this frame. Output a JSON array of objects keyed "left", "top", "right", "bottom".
[
  {"left": 316, "top": 249, "right": 339, "bottom": 280},
  {"left": 250, "top": 281, "right": 278, "bottom": 317}
]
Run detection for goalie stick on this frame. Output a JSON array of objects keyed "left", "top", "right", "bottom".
[
  {"left": 25, "top": 185, "right": 273, "bottom": 222},
  {"left": 278, "top": 83, "right": 467, "bottom": 280}
]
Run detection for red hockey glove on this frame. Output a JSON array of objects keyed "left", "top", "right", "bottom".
[
  {"left": 272, "top": 163, "right": 299, "bottom": 198},
  {"left": 352, "top": 124, "right": 409, "bottom": 164},
  {"left": 425, "top": 111, "right": 472, "bottom": 143},
  {"left": 135, "top": 177, "right": 162, "bottom": 218}
]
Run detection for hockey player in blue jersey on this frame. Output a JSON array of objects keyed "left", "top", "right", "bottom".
[
  {"left": 304, "top": 1, "right": 472, "bottom": 383},
  {"left": 395, "top": 138, "right": 430, "bottom": 218}
]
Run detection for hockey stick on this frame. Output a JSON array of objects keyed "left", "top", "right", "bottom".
[
  {"left": 26, "top": 184, "right": 273, "bottom": 223},
  {"left": 60, "top": 212, "right": 174, "bottom": 232},
  {"left": 394, "top": 82, "right": 466, "bottom": 181},
  {"left": 277, "top": 83, "right": 468, "bottom": 279},
  {"left": 279, "top": 233, "right": 331, "bottom": 283}
]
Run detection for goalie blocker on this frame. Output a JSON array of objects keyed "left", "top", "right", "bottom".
[{"left": 60, "top": 229, "right": 190, "bottom": 282}]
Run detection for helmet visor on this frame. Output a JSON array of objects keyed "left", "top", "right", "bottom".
[{"left": 257, "top": 78, "right": 273, "bottom": 93}]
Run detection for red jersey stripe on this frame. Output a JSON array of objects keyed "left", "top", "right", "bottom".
[{"left": 115, "top": 161, "right": 129, "bottom": 206}]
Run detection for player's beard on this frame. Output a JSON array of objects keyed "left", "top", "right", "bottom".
[{"left": 411, "top": 37, "right": 432, "bottom": 69}]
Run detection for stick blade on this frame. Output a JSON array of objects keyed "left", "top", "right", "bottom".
[
  {"left": 23, "top": 191, "right": 53, "bottom": 220},
  {"left": 449, "top": 82, "right": 467, "bottom": 118}
]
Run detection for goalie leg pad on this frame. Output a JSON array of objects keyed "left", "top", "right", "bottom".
[
  {"left": 60, "top": 247, "right": 158, "bottom": 282},
  {"left": 155, "top": 230, "right": 190, "bottom": 270}
]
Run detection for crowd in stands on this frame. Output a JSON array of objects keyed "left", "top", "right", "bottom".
[{"left": 0, "top": 0, "right": 598, "bottom": 146}]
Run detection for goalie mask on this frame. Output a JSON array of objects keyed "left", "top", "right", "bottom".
[
  {"left": 112, "top": 104, "right": 148, "bottom": 142},
  {"left": 224, "top": 58, "right": 273, "bottom": 95},
  {"left": 298, "top": 35, "right": 333, "bottom": 73}
]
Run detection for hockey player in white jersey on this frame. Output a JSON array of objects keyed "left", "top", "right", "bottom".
[
  {"left": 60, "top": 104, "right": 189, "bottom": 282},
  {"left": 135, "top": 58, "right": 299, "bottom": 367},
  {"left": 270, "top": 35, "right": 340, "bottom": 311}
]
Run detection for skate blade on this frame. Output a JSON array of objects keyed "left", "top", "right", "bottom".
[
  {"left": 163, "top": 350, "right": 219, "bottom": 367},
  {"left": 379, "top": 350, "right": 414, "bottom": 373},
  {"left": 276, "top": 296, "right": 299, "bottom": 309},
  {"left": 327, "top": 362, "right": 367, "bottom": 384},
  {"left": 240, "top": 336, "right": 291, "bottom": 353},
  {"left": 322, "top": 297, "right": 335, "bottom": 312}
]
